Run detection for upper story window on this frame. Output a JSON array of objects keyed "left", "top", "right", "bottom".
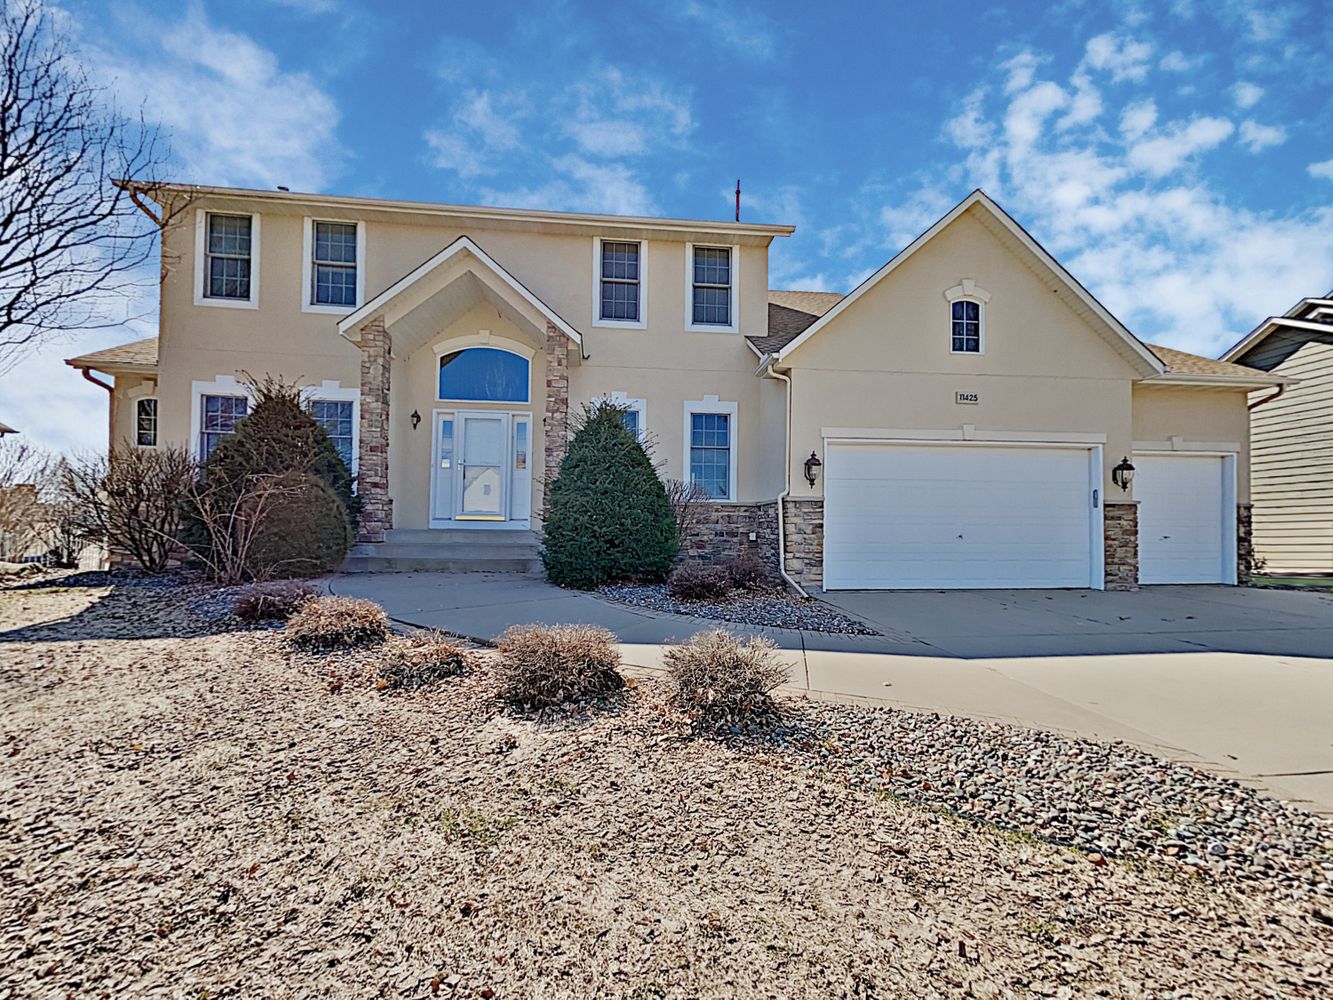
[
  {"left": 135, "top": 398, "right": 157, "bottom": 447},
  {"left": 438, "top": 347, "right": 530, "bottom": 403},
  {"left": 194, "top": 210, "right": 260, "bottom": 308},
  {"left": 199, "top": 394, "right": 248, "bottom": 460},
  {"left": 593, "top": 238, "right": 645, "bottom": 328},
  {"left": 304, "top": 219, "right": 364, "bottom": 312},
  {"left": 311, "top": 399, "right": 355, "bottom": 469},
  {"left": 951, "top": 300, "right": 982, "bottom": 353},
  {"left": 687, "top": 244, "right": 737, "bottom": 332},
  {"left": 205, "top": 214, "right": 253, "bottom": 300}
]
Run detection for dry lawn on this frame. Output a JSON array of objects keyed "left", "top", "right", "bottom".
[{"left": 1, "top": 580, "right": 1330, "bottom": 999}]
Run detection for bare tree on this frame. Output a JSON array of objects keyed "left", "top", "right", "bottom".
[
  {"left": 183, "top": 471, "right": 313, "bottom": 585},
  {"left": 0, "top": 0, "right": 170, "bottom": 372},
  {"left": 664, "top": 477, "right": 710, "bottom": 546},
  {"left": 63, "top": 444, "right": 194, "bottom": 573}
]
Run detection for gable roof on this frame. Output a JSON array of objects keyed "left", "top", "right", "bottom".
[
  {"left": 765, "top": 190, "right": 1166, "bottom": 377},
  {"left": 338, "top": 235, "right": 583, "bottom": 351},
  {"left": 65, "top": 337, "right": 159, "bottom": 373},
  {"left": 1221, "top": 295, "right": 1333, "bottom": 363}
]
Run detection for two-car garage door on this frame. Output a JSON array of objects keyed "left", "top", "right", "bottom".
[{"left": 823, "top": 442, "right": 1099, "bottom": 590}]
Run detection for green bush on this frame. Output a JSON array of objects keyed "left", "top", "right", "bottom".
[
  {"left": 286, "top": 595, "right": 389, "bottom": 650},
  {"left": 245, "top": 472, "right": 354, "bottom": 579},
  {"left": 541, "top": 404, "right": 677, "bottom": 588},
  {"left": 496, "top": 624, "right": 624, "bottom": 709}
]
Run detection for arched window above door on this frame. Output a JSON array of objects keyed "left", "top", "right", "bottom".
[{"left": 437, "top": 347, "right": 530, "bottom": 403}]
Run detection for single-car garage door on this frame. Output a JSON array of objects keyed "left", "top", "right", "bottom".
[
  {"left": 1136, "top": 454, "right": 1235, "bottom": 584},
  {"left": 823, "top": 442, "right": 1099, "bottom": 590}
]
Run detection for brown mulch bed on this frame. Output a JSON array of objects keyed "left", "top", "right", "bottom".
[{"left": 1, "top": 579, "right": 1330, "bottom": 998}]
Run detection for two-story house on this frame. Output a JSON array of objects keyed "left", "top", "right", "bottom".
[{"left": 68, "top": 185, "right": 1279, "bottom": 590}]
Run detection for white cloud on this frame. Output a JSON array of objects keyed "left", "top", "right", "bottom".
[
  {"left": 480, "top": 156, "right": 657, "bottom": 217},
  {"left": 1082, "top": 32, "right": 1154, "bottom": 82},
  {"left": 89, "top": 6, "right": 342, "bottom": 192},
  {"left": 1127, "top": 116, "right": 1234, "bottom": 176},
  {"left": 1238, "top": 119, "right": 1287, "bottom": 152},
  {"left": 1308, "top": 159, "right": 1333, "bottom": 180},
  {"left": 1058, "top": 73, "right": 1102, "bottom": 130},
  {"left": 565, "top": 69, "right": 692, "bottom": 157},
  {"left": 915, "top": 48, "right": 1333, "bottom": 356},
  {"left": 1159, "top": 50, "right": 1201, "bottom": 72},
  {"left": 1231, "top": 81, "right": 1264, "bottom": 109},
  {"left": 674, "top": 1, "right": 778, "bottom": 59},
  {"left": 424, "top": 90, "right": 527, "bottom": 177}
]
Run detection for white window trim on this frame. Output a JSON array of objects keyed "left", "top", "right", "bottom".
[
  {"left": 188, "top": 376, "right": 359, "bottom": 470},
  {"left": 591, "top": 237, "right": 647, "bottom": 329},
  {"left": 595, "top": 390, "right": 647, "bottom": 441},
  {"left": 194, "top": 210, "right": 260, "bottom": 309},
  {"left": 944, "top": 279, "right": 990, "bottom": 355},
  {"left": 307, "top": 380, "right": 362, "bottom": 475},
  {"left": 683, "top": 395, "right": 739, "bottom": 501},
  {"left": 684, "top": 243, "right": 740, "bottom": 333},
  {"left": 433, "top": 335, "right": 535, "bottom": 405},
  {"left": 132, "top": 395, "right": 159, "bottom": 449},
  {"left": 302, "top": 217, "right": 366, "bottom": 315}
]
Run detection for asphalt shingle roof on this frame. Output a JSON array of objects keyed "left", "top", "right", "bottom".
[{"left": 65, "top": 337, "right": 159, "bottom": 371}]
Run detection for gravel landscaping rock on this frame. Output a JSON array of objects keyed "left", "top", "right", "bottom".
[
  {"left": 2, "top": 579, "right": 1331, "bottom": 997},
  {"left": 761, "top": 702, "right": 1333, "bottom": 902},
  {"left": 599, "top": 581, "right": 879, "bottom": 634}
]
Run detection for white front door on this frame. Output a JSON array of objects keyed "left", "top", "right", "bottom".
[{"left": 457, "top": 412, "right": 508, "bottom": 520}]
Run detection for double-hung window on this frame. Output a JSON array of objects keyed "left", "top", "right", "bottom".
[
  {"left": 199, "top": 394, "right": 248, "bottom": 460},
  {"left": 135, "top": 398, "right": 158, "bottom": 447},
  {"left": 310, "top": 221, "right": 359, "bottom": 308},
  {"left": 689, "top": 245, "right": 735, "bottom": 330},
  {"left": 204, "top": 214, "right": 254, "bottom": 301},
  {"left": 595, "top": 239, "right": 644, "bottom": 326},
  {"left": 311, "top": 399, "right": 355, "bottom": 469},
  {"left": 689, "top": 411, "right": 732, "bottom": 499}
]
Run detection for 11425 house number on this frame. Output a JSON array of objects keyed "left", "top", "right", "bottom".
[{"left": 955, "top": 391, "right": 980, "bottom": 404}]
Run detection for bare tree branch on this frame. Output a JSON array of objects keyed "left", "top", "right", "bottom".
[{"left": 0, "top": 1, "right": 172, "bottom": 373}]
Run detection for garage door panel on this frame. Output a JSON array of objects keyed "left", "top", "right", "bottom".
[
  {"left": 1137, "top": 455, "right": 1231, "bottom": 584},
  {"left": 824, "top": 443, "right": 1095, "bottom": 590}
]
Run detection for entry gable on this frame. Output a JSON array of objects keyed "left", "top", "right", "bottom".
[
  {"left": 773, "top": 190, "right": 1164, "bottom": 378},
  {"left": 338, "top": 236, "right": 583, "bottom": 357}
]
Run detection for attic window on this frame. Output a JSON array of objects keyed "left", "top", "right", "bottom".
[{"left": 951, "top": 300, "right": 982, "bottom": 353}]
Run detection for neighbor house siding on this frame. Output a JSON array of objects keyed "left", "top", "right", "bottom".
[{"left": 1247, "top": 338, "right": 1333, "bottom": 574}]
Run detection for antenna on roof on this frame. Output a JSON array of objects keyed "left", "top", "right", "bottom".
[{"left": 735, "top": 179, "right": 741, "bottom": 222}]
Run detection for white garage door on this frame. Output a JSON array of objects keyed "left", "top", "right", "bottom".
[
  {"left": 823, "top": 442, "right": 1098, "bottom": 590},
  {"left": 1136, "top": 454, "right": 1233, "bottom": 584}
]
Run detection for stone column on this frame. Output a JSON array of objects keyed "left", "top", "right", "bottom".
[
  {"left": 1237, "top": 503, "right": 1254, "bottom": 584},
  {"left": 542, "top": 322, "right": 569, "bottom": 512},
  {"left": 357, "top": 316, "right": 393, "bottom": 543},
  {"left": 1103, "top": 502, "right": 1139, "bottom": 590},
  {"left": 782, "top": 498, "right": 825, "bottom": 591}
]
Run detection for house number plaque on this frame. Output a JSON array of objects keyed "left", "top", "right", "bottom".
[{"left": 955, "top": 391, "right": 980, "bottom": 405}]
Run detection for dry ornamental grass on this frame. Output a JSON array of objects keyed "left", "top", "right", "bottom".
[
  {"left": 495, "top": 623, "right": 624, "bottom": 709},
  {"left": 377, "top": 631, "right": 476, "bottom": 691},
  {"left": 664, "top": 628, "right": 788, "bottom": 731},
  {"left": 286, "top": 595, "right": 389, "bottom": 650}
]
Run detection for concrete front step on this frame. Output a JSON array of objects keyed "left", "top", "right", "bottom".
[{"left": 342, "top": 528, "right": 544, "bottom": 574}]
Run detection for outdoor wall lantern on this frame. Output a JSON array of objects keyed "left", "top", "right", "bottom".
[
  {"left": 1111, "top": 456, "right": 1135, "bottom": 492},
  {"left": 804, "top": 451, "right": 822, "bottom": 488},
  {"left": 410, "top": 410, "right": 421, "bottom": 430}
]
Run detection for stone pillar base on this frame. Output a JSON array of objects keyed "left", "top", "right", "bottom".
[
  {"left": 1237, "top": 503, "right": 1253, "bottom": 584},
  {"left": 782, "top": 498, "right": 824, "bottom": 591},
  {"left": 1104, "top": 502, "right": 1139, "bottom": 590},
  {"left": 357, "top": 317, "right": 393, "bottom": 543}
]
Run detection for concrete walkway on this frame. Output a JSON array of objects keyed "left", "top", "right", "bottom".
[{"left": 330, "top": 572, "right": 1333, "bottom": 812}]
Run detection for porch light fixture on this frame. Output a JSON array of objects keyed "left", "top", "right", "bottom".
[
  {"left": 1111, "top": 456, "right": 1135, "bottom": 492},
  {"left": 410, "top": 409, "right": 421, "bottom": 430},
  {"left": 803, "top": 451, "right": 822, "bottom": 489}
]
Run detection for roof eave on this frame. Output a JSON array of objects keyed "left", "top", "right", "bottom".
[{"left": 1141, "top": 372, "right": 1288, "bottom": 389}]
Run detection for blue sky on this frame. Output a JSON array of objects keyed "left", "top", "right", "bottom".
[{"left": 4, "top": 0, "right": 1331, "bottom": 453}]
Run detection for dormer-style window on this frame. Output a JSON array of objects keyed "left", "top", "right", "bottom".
[
  {"left": 303, "top": 218, "right": 365, "bottom": 313},
  {"left": 593, "top": 238, "right": 646, "bottom": 328},
  {"left": 951, "top": 300, "right": 982, "bottom": 353}
]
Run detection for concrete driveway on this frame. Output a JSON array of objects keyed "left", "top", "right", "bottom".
[{"left": 331, "top": 573, "right": 1333, "bottom": 812}]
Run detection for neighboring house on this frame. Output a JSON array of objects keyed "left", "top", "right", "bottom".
[
  {"left": 1221, "top": 294, "right": 1333, "bottom": 575},
  {"left": 66, "top": 185, "right": 1280, "bottom": 590}
]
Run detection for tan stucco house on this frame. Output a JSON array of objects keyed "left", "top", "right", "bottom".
[
  {"left": 1222, "top": 294, "right": 1333, "bottom": 575},
  {"left": 67, "top": 185, "right": 1280, "bottom": 590}
]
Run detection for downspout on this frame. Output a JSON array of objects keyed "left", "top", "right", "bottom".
[
  {"left": 1247, "top": 383, "right": 1285, "bottom": 410},
  {"left": 765, "top": 358, "right": 809, "bottom": 598},
  {"left": 78, "top": 367, "right": 115, "bottom": 454}
]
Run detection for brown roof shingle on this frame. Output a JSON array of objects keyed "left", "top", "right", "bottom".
[
  {"left": 750, "top": 290, "right": 845, "bottom": 354},
  {"left": 65, "top": 337, "right": 159, "bottom": 372},
  {"left": 1145, "top": 343, "right": 1271, "bottom": 379}
]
